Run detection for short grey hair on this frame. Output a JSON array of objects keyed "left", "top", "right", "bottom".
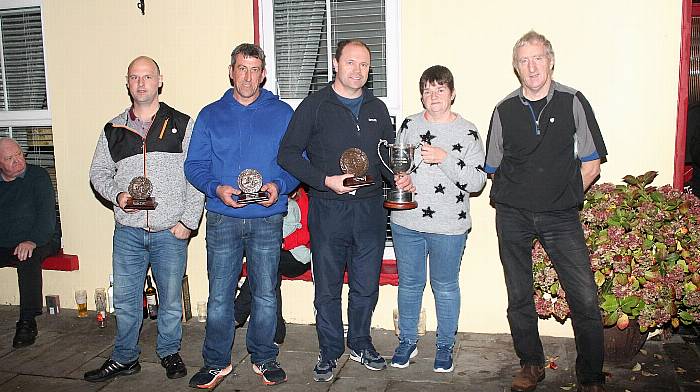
[
  {"left": 0, "top": 137, "right": 22, "bottom": 151},
  {"left": 512, "top": 30, "right": 554, "bottom": 69}
]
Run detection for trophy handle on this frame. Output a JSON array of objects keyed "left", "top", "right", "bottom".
[
  {"left": 377, "top": 139, "right": 393, "bottom": 173},
  {"left": 407, "top": 142, "right": 424, "bottom": 174}
]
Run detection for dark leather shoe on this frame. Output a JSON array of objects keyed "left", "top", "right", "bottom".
[
  {"left": 161, "top": 352, "right": 187, "bottom": 379},
  {"left": 511, "top": 365, "right": 545, "bottom": 391},
  {"left": 12, "top": 319, "right": 37, "bottom": 348},
  {"left": 578, "top": 384, "right": 606, "bottom": 392},
  {"left": 84, "top": 358, "right": 140, "bottom": 382}
]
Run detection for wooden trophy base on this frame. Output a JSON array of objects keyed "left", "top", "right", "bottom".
[
  {"left": 384, "top": 200, "right": 418, "bottom": 210},
  {"left": 238, "top": 191, "right": 269, "bottom": 205},
  {"left": 126, "top": 197, "right": 157, "bottom": 210},
  {"left": 343, "top": 175, "right": 375, "bottom": 188}
]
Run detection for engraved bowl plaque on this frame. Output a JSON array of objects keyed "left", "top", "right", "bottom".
[
  {"left": 237, "top": 169, "right": 269, "bottom": 204},
  {"left": 126, "top": 176, "right": 157, "bottom": 210},
  {"left": 340, "top": 148, "right": 374, "bottom": 188}
]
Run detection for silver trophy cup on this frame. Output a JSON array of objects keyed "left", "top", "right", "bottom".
[{"left": 378, "top": 140, "right": 421, "bottom": 209}]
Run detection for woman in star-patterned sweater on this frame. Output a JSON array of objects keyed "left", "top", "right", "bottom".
[{"left": 389, "top": 66, "right": 486, "bottom": 373}]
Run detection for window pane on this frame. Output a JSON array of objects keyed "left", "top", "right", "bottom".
[
  {"left": 273, "top": 0, "right": 386, "bottom": 99},
  {"left": 0, "top": 126, "right": 61, "bottom": 232},
  {"left": 0, "top": 8, "right": 47, "bottom": 111},
  {"left": 331, "top": 0, "right": 386, "bottom": 96},
  {"left": 274, "top": 0, "right": 327, "bottom": 99}
]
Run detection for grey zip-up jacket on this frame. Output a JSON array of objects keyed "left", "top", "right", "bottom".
[{"left": 90, "top": 103, "right": 204, "bottom": 232}]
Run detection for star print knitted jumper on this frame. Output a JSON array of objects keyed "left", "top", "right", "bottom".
[{"left": 391, "top": 111, "right": 487, "bottom": 235}]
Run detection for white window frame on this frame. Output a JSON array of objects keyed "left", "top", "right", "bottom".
[
  {"left": 0, "top": 0, "right": 51, "bottom": 129},
  {"left": 258, "top": 0, "right": 402, "bottom": 118}
]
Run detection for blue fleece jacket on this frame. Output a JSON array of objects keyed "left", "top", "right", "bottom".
[{"left": 185, "top": 88, "right": 298, "bottom": 218}]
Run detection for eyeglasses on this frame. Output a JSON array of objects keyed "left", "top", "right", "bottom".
[{"left": 422, "top": 87, "right": 451, "bottom": 97}]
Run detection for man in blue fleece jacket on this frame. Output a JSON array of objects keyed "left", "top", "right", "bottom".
[{"left": 185, "top": 43, "right": 298, "bottom": 389}]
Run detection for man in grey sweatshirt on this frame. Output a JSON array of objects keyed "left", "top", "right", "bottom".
[{"left": 86, "top": 56, "right": 204, "bottom": 383}]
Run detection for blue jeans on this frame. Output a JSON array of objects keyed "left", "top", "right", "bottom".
[
  {"left": 202, "top": 211, "right": 282, "bottom": 367},
  {"left": 391, "top": 223, "right": 467, "bottom": 347},
  {"left": 495, "top": 203, "right": 604, "bottom": 385},
  {"left": 111, "top": 223, "right": 187, "bottom": 363}
]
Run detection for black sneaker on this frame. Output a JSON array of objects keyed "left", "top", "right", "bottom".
[
  {"left": 188, "top": 365, "right": 232, "bottom": 389},
  {"left": 84, "top": 358, "right": 141, "bottom": 382},
  {"left": 312, "top": 355, "right": 337, "bottom": 382},
  {"left": 252, "top": 360, "right": 287, "bottom": 385},
  {"left": 349, "top": 348, "right": 387, "bottom": 371},
  {"left": 161, "top": 352, "right": 187, "bottom": 379},
  {"left": 12, "top": 319, "right": 37, "bottom": 348}
]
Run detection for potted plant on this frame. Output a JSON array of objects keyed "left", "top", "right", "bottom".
[{"left": 532, "top": 171, "right": 700, "bottom": 361}]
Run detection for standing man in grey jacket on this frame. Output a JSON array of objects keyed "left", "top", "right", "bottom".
[{"left": 85, "top": 56, "right": 204, "bottom": 383}]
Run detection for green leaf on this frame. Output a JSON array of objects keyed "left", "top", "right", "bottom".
[
  {"left": 549, "top": 282, "right": 559, "bottom": 295},
  {"left": 641, "top": 171, "right": 658, "bottom": 185},
  {"left": 684, "top": 282, "right": 697, "bottom": 294},
  {"left": 604, "top": 310, "right": 619, "bottom": 327},
  {"left": 615, "top": 273, "right": 628, "bottom": 285},
  {"left": 623, "top": 175, "right": 639, "bottom": 185},
  {"left": 594, "top": 271, "right": 606, "bottom": 287},
  {"left": 650, "top": 192, "right": 664, "bottom": 203},
  {"left": 601, "top": 294, "right": 619, "bottom": 313},
  {"left": 631, "top": 278, "right": 640, "bottom": 290},
  {"left": 679, "top": 311, "right": 695, "bottom": 322}
]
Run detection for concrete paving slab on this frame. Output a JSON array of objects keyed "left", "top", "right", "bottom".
[
  {"left": 222, "top": 350, "right": 334, "bottom": 392},
  {"left": 1, "top": 373, "right": 103, "bottom": 392},
  {"left": 329, "top": 375, "right": 390, "bottom": 392},
  {"left": 2, "top": 305, "right": 700, "bottom": 392},
  {"left": 277, "top": 323, "right": 319, "bottom": 353},
  {"left": 0, "top": 313, "right": 115, "bottom": 377},
  {"left": 385, "top": 380, "right": 487, "bottom": 392},
  {"left": 98, "top": 361, "right": 191, "bottom": 391},
  {"left": 0, "top": 370, "right": 17, "bottom": 385}
]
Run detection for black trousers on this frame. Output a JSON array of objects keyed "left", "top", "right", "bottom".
[
  {"left": 234, "top": 249, "right": 311, "bottom": 335},
  {"left": 0, "top": 243, "right": 57, "bottom": 320},
  {"left": 308, "top": 195, "right": 386, "bottom": 360},
  {"left": 495, "top": 203, "right": 604, "bottom": 385}
]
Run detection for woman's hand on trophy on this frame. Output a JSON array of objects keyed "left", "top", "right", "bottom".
[
  {"left": 216, "top": 184, "right": 245, "bottom": 208},
  {"left": 258, "top": 182, "right": 279, "bottom": 207},
  {"left": 325, "top": 174, "right": 356, "bottom": 194},
  {"left": 117, "top": 192, "right": 139, "bottom": 213},
  {"left": 420, "top": 144, "right": 447, "bottom": 164},
  {"left": 395, "top": 174, "right": 416, "bottom": 193}
]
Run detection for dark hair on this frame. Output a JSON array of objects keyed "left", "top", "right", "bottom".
[
  {"left": 334, "top": 39, "right": 371, "bottom": 61},
  {"left": 231, "top": 43, "right": 266, "bottom": 69},
  {"left": 419, "top": 65, "right": 454, "bottom": 95}
]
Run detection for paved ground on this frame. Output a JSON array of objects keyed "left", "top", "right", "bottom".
[{"left": 1, "top": 305, "right": 700, "bottom": 391}]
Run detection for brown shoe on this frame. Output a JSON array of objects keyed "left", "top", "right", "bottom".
[
  {"left": 578, "top": 384, "right": 606, "bottom": 392},
  {"left": 511, "top": 365, "right": 545, "bottom": 391}
]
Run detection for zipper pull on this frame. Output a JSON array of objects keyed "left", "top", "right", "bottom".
[{"left": 356, "top": 123, "right": 360, "bottom": 133}]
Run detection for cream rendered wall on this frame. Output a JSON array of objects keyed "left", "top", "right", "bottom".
[
  {"left": 398, "top": 0, "right": 682, "bottom": 337},
  {"left": 0, "top": 1, "right": 683, "bottom": 340},
  {"left": 0, "top": 0, "right": 253, "bottom": 321}
]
